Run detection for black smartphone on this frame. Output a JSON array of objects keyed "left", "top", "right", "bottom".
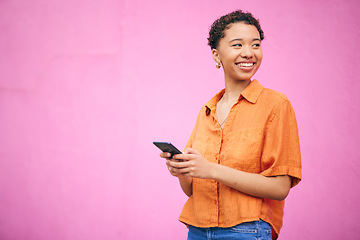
[{"left": 153, "top": 142, "right": 182, "bottom": 157}]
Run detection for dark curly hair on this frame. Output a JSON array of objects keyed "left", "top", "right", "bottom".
[{"left": 208, "top": 10, "right": 264, "bottom": 50}]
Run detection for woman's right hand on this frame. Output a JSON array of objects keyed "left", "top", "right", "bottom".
[
  {"left": 160, "top": 152, "right": 183, "bottom": 177},
  {"left": 160, "top": 152, "right": 193, "bottom": 197}
]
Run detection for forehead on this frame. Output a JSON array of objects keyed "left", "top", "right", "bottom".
[{"left": 223, "top": 22, "right": 260, "bottom": 40}]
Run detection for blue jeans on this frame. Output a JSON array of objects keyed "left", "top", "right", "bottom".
[{"left": 187, "top": 220, "right": 272, "bottom": 240}]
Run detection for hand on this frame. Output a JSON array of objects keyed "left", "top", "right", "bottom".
[
  {"left": 160, "top": 152, "right": 184, "bottom": 177},
  {"left": 160, "top": 151, "right": 193, "bottom": 197},
  {"left": 169, "top": 148, "right": 215, "bottom": 179}
]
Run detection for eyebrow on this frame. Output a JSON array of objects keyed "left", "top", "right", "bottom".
[{"left": 229, "top": 38, "right": 261, "bottom": 43}]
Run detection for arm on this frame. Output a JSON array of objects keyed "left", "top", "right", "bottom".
[
  {"left": 211, "top": 164, "right": 291, "bottom": 201},
  {"left": 177, "top": 174, "right": 193, "bottom": 197},
  {"left": 171, "top": 148, "right": 291, "bottom": 201}
]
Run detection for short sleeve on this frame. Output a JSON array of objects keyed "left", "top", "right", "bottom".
[
  {"left": 184, "top": 107, "right": 203, "bottom": 150},
  {"left": 260, "top": 99, "right": 302, "bottom": 187}
]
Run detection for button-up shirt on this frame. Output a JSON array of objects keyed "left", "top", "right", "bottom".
[{"left": 179, "top": 80, "right": 302, "bottom": 239}]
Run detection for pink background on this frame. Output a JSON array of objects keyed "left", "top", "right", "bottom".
[{"left": 0, "top": 0, "right": 359, "bottom": 239}]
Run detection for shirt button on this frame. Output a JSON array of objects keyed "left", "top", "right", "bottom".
[{"left": 214, "top": 200, "right": 217, "bottom": 204}]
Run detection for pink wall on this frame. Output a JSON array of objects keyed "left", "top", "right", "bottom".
[{"left": 0, "top": 0, "right": 359, "bottom": 239}]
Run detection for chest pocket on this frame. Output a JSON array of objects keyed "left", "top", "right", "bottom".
[
  {"left": 223, "top": 128, "right": 264, "bottom": 173},
  {"left": 192, "top": 135, "right": 211, "bottom": 157}
]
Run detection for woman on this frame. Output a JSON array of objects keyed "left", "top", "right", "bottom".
[{"left": 160, "top": 10, "right": 301, "bottom": 240}]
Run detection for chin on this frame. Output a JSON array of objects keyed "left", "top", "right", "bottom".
[{"left": 238, "top": 75, "right": 253, "bottom": 81}]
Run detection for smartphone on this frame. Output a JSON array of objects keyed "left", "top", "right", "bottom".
[{"left": 153, "top": 141, "right": 182, "bottom": 157}]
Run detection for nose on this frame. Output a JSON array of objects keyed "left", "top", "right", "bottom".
[{"left": 240, "top": 46, "right": 254, "bottom": 59}]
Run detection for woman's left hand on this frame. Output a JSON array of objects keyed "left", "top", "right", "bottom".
[
  {"left": 169, "top": 148, "right": 215, "bottom": 179},
  {"left": 169, "top": 148, "right": 292, "bottom": 200}
]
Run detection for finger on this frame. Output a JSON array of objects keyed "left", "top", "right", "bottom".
[
  {"left": 184, "top": 148, "right": 199, "bottom": 155},
  {"left": 168, "top": 166, "right": 182, "bottom": 176},
  {"left": 160, "top": 152, "right": 171, "bottom": 158},
  {"left": 167, "top": 159, "right": 183, "bottom": 166},
  {"left": 177, "top": 167, "right": 194, "bottom": 176},
  {"left": 169, "top": 160, "right": 192, "bottom": 169},
  {"left": 172, "top": 153, "right": 193, "bottom": 161},
  {"left": 172, "top": 153, "right": 182, "bottom": 160},
  {"left": 166, "top": 160, "right": 182, "bottom": 169}
]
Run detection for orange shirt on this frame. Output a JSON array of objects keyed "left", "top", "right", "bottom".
[{"left": 179, "top": 80, "right": 302, "bottom": 239}]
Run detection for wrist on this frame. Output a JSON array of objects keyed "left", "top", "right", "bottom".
[{"left": 208, "top": 162, "right": 219, "bottom": 180}]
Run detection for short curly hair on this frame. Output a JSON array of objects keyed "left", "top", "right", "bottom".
[{"left": 208, "top": 10, "right": 264, "bottom": 50}]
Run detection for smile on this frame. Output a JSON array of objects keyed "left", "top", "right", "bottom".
[{"left": 236, "top": 62, "right": 255, "bottom": 67}]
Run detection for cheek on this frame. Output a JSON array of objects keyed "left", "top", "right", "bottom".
[
  {"left": 257, "top": 50, "right": 263, "bottom": 61},
  {"left": 219, "top": 55, "right": 233, "bottom": 68},
  {"left": 218, "top": 48, "right": 237, "bottom": 60},
  {"left": 256, "top": 53, "right": 263, "bottom": 66}
]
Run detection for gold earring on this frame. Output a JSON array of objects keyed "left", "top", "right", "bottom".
[{"left": 216, "top": 62, "right": 221, "bottom": 69}]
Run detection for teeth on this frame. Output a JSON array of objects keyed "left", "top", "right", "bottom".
[{"left": 238, "top": 63, "right": 254, "bottom": 67}]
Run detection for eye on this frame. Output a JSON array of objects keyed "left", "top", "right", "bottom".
[
  {"left": 252, "top": 43, "right": 261, "bottom": 48},
  {"left": 232, "top": 43, "right": 242, "bottom": 47}
]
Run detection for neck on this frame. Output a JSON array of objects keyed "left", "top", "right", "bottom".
[{"left": 222, "top": 78, "right": 251, "bottom": 103}]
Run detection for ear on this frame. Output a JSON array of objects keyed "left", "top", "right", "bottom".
[{"left": 212, "top": 49, "right": 220, "bottom": 63}]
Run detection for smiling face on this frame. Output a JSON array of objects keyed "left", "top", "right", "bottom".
[{"left": 212, "top": 21, "right": 263, "bottom": 82}]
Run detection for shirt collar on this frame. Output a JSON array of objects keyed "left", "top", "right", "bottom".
[
  {"left": 240, "top": 80, "right": 264, "bottom": 104},
  {"left": 204, "top": 80, "right": 264, "bottom": 116}
]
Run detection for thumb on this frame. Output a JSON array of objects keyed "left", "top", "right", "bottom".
[{"left": 184, "top": 148, "right": 199, "bottom": 154}]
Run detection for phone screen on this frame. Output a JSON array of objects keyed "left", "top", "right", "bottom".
[{"left": 153, "top": 142, "right": 182, "bottom": 157}]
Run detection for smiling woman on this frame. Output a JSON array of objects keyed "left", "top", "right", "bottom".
[
  {"left": 212, "top": 22, "right": 263, "bottom": 96},
  {"left": 159, "top": 10, "right": 302, "bottom": 240}
]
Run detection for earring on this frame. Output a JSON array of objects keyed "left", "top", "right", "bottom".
[{"left": 216, "top": 62, "right": 221, "bottom": 69}]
